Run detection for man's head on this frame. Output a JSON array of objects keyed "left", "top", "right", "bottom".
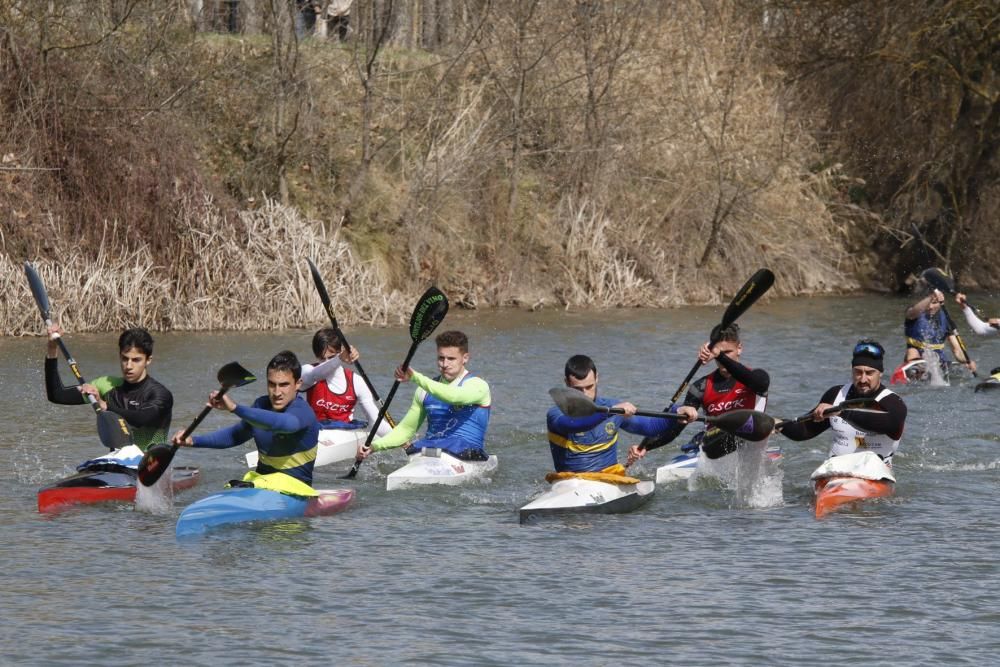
[
  {"left": 435, "top": 330, "right": 469, "bottom": 382},
  {"left": 118, "top": 328, "right": 154, "bottom": 383},
  {"left": 564, "top": 354, "right": 598, "bottom": 400},
  {"left": 266, "top": 350, "right": 303, "bottom": 411},
  {"left": 711, "top": 323, "right": 743, "bottom": 375},
  {"left": 851, "top": 339, "right": 885, "bottom": 394},
  {"left": 311, "top": 328, "right": 344, "bottom": 361}
]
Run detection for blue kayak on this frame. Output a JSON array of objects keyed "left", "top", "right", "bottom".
[{"left": 176, "top": 487, "right": 354, "bottom": 537}]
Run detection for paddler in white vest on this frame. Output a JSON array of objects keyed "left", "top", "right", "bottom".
[
  {"left": 627, "top": 323, "right": 769, "bottom": 465},
  {"left": 299, "top": 328, "right": 391, "bottom": 438},
  {"left": 548, "top": 355, "right": 675, "bottom": 473},
  {"left": 778, "top": 340, "right": 907, "bottom": 465},
  {"left": 356, "top": 330, "right": 492, "bottom": 461}
]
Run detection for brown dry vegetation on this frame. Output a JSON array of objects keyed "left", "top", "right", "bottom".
[{"left": 1, "top": 1, "right": 996, "bottom": 334}]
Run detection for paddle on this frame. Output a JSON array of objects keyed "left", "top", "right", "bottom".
[
  {"left": 137, "top": 362, "right": 257, "bottom": 487},
  {"left": 920, "top": 268, "right": 978, "bottom": 375},
  {"left": 25, "top": 261, "right": 136, "bottom": 450},
  {"left": 306, "top": 258, "right": 396, "bottom": 427},
  {"left": 341, "top": 286, "right": 450, "bottom": 480}
]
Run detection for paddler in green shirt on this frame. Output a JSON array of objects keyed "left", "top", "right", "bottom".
[{"left": 356, "top": 330, "right": 492, "bottom": 461}]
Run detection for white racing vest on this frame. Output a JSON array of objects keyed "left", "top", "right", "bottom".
[{"left": 828, "top": 384, "right": 900, "bottom": 464}]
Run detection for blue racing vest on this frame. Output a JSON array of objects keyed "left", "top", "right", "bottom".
[{"left": 411, "top": 373, "right": 490, "bottom": 456}]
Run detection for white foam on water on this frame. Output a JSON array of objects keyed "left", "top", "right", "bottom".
[
  {"left": 134, "top": 462, "right": 175, "bottom": 515},
  {"left": 689, "top": 440, "right": 784, "bottom": 509},
  {"left": 923, "top": 350, "right": 950, "bottom": 386}
]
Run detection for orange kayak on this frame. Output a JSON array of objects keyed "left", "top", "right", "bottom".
[{"left": 811, "top": 452, "right": 895, "bottom": 519}]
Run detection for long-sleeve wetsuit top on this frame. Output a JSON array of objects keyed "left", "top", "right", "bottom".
[
  {"left": 371, "top": 370, "right": 491, "bottom": 455},
  {"left": 961, "top": 305, "right": 998, "bottom": 337},
  {"left": 547, "top": 396, "right": 675, "bottom": 472},
  {"left": 643, "top": 353, "right": 770, "bottom": 451},
  {"left": 779, "top": 384, "right": 907, "bottom": 442},
  {"left": 300, "top": 357, "right": 392, "bottom": 437},
  {"left": 44, "top": 357, "right": 173, "bottom": 451},
  {"left": 191, "top": 395, "right": 319, "bottom": 486}
]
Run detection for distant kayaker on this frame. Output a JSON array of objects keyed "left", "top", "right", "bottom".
[
  {"left": 627, "top": 323, "right": 769, "bottom": 465},
  {"left": 902, "top": 288, "right": 975, "bottom": 373},
  {"left": 548, "top": 354, "right": 676, "bottom": 473},
  {"left": 778, "top": 340, "right": 907, "bottom": 465},
  {"left": 356, "top": 330, "right": 491, "bottom": 461},
  {"left": 44, "top": 324, "right": 173, "bottom": 452},
  {"left": 171, "top": 350, "right": 320, "bottom": 493},
  {"left": 299, "top": 328, "right": 392, "bottom": 438},
  {"left": 955, "top": 293, "right": 1000, "bottom": 336}
]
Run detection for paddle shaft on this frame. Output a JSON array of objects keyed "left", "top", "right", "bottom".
[
  {"left": 775, "top": 400, "right": 874, "bottom": 431},
  {"left": 603, "top": 405, "right": 700, "bottom": 422}
]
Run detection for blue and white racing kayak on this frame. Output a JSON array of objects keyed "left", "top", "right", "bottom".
[{"left": 176, "top": 487, "right": 354, "bottom": 537}]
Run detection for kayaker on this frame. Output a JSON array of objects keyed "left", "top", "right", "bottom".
[
  {"left": 300, "top": 328, "right": 391, "bottom": 438},
  {"left": 777, "top": 340, "right": 907, "bottom": 465},
  {"left": 902, "top": 288, "right": 975, "bottom": 373},
  {"left": 627, "top": 323, "right": 769, "bottom": 465},
  {"left": 955, "top": 293, "right": 1000, "bottom": 336},
  {"left": 44, "top": 324, "right": 173, "bottom": 452},
  {"left": 171, "top": 350, "right": 320, "bottom": 493},
  {"left": 355, "top": 330, "right": 491, "bottom": 461},
  {"left": 548, "top": 355, "right": 675, "bottom": 473}
]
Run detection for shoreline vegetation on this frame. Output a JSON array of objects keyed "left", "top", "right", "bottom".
[{"left": 2, "top": 2, "right": 996, "bottom": 335}]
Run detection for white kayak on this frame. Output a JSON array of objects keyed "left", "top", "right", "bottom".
[
  {"left": 655, "top": 445, "right": 782, "bottom": 483},
  {"left": 385, "top": 448, "right": 499, "bottom": 491},
  {"left": 245, "top": 428, "right": 367, "bottom": 469},
  {"left": 519, "top": 477, "right": 655, "bottom": 524}
]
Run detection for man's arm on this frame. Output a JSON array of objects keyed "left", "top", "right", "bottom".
[
  {"left": 371, "top": 393, "right": 425, "bottom": 451},
  {"left": 547, "top": 406, "right": 611, "bottom": 435},
  {"left": 959, "top": 302, "right": 998, "bottom": 336},
  {"left": 299, "top": 357, "right": 343, "bottom": 390},
  {"left": 44, "top": 358, "right": 88, "bottom": 405},
  {"left": 192, "top": 421, "right": 254, "bottom": 449},
  {"left": 776, "top": 386, "right": 840, "bottom": 441},
  {"left": 410, "top": 371, "right": 490, "bottom": 406},
  {"left": 715, "top": 354, "right": 770, "bottom": 395},
  {"left": 905, "top": 293, "right": 935, "bottom": 320},
  {"left": 839, "top": 393, "right": 907, "bottom": 440}
]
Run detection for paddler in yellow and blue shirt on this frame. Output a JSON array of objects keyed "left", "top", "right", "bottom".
[
  {"left": 171, "top": 350, "right": 320, "bottom": 496},
  {"left": 547, "top": 355, "right": 675, "bottom": 474},
  {"left": 357, "top": 330, "right": 491, "bottom": 461}
]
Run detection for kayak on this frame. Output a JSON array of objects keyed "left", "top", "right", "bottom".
[
  {"left": 175, "top": 487, "right": 355, "bottom": 537},
  {"left": 385, "top": 448, "right": 498, "bottom": 491},
  {"left": 38, "top": 464, "right": 200, "bottom": 513},
  {"left": 519, "top": 477, "right": 655, "bottom": 524},
  {"left": 811, "top": 451, "right": 895, "bottom": 518},
  {"left": 245, "top": 428, "right": 366, "bottom": 469},
  {"left": 655, "top": 444, "right": 782, "bottom": 483},
  {"left": 890, "top": 359, "right": 928, "bottom": 384}
]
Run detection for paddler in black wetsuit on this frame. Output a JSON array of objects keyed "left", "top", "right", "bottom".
[{"left": 44, "top": 324, "right": 173, "bottom": 451}]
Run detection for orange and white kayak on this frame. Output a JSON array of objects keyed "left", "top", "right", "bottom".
[{"left": 811, "top": 451, "right": 895, "bottom": 519}]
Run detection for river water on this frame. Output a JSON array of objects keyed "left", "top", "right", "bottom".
[{"left": 3, "top": 295, "right": 1000, "bottom": 666}]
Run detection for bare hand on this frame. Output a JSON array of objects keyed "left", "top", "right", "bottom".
[
  {"left": 676, "top": 406, "right": 699, "bottom": 424},
  {"left": 340, "top": 345, "right": 360, "bottom": 364},
  {"left": 626, "top": 444, "right": 646, "bottom": 467},
  {"left": 171, "top": 429, "right": 193, "bottom": 447},
  {"left": 356, "top": 443, "right": 373, "bottom": 460},
  {"left": 955, "top": 293, "right": 968, "bottom": 308},
  {"left": 614, "top": 401, "right": 637, "bottom": 416},
  {"left": 394, "top": 366, "right": 414, "bottom": 382},
  {"left": 208, "top": 390, "right": 236, "bottom": 412},
  {"left": 697, "top": 342, "right": 717, "bottom": 364},
  {"left": 812, "top": 402, "right": 834, "bottom": 421}
]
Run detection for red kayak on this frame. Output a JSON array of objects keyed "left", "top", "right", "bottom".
[
  {"left": 811, "top": 452, "right": 895, "bottom": 519},
  {"left": 38, "top": 464, "right": 200, "bottom": 513}
]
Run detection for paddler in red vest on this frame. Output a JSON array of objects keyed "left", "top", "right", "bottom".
[
  {"left": 776, "top": 340, "right": 907, "bottom": 465},
  {"left": 356, "top": 330, "right": 492, "bottom": 461},
  {"left": 299, "top": 328, "right": 391, "bottom": 439},
  {"left": 627, "top": 323, "right": 769, "bottom": 465}
]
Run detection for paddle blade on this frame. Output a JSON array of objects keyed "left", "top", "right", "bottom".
[
  {"left": 549, "top": 387, "right": 603, "bottom": 417},
  {"left": 409, "top": 286, "right": 449, "bottom": 343},
  {"left": 706, "top": 409, "right": 775, "bottom": 442},
  {"left": 137, "top": 443, "right": 177, "bottom": 487},
  {"left": 217, "top": 361, "right": 256, "bottom": 389},
  {"left": 96, "top": 410, "right": 133, "bottom": 450},
  {"left": 718, "top": 269, "right": 775, "bottom": 335},
  {"left": 921, "top": 267, "right": 955, "bottom": 294},
  {"left": 24, "top": 261, "right": 52, "bottom": 322},
  {"left": 307, "top": 258, "right": 339, "bottom": 324}
]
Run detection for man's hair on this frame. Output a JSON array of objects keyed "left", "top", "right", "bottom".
[
  {"left": 435, "top": 330, "right": 468, "bottom": 352},
  {"left": 267, "top": 350, "right": 302, "bottom": 381},
  {"left": 311, "top": 328, "right": 344, "bottom": 358},
  {"left": 564, "top": 354, "right": 597, "bottom": 381},
  {"left": 118, "top": 328, "right": 154, "bottom": 356},
  {"left": 714, "top": 323, "right": 741, "bottom": 343}
]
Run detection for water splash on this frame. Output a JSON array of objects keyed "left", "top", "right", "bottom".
[
  {"left": 689, "top": 440, "right": 784, "bottom": 509},
  {"left": 134, "top": 462, "right": 174, "bottom": 515}
]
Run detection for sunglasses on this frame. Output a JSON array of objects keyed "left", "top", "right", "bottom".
[{"left": 853, "top": 342, "right": 884, "bottom": 359}]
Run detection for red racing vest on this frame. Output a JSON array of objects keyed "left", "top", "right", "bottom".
[
  {"left": 306, "top": 368, "right": 357, "bottom": 422},
  {"left": 702, "top": 372, "right": 765, "bottom": 415}
]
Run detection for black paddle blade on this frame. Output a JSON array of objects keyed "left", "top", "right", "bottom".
[
  {"left": 307, "top": 258, "right": 339, "bottom": 325},
  {"left": 921, "top": 267, "right": 955, "bottom": 294},
  {"left": 705, "top": 409, "right": 775, "bottom": 442},
  {"left": 700, "top": 427, "right": 740, "bottom": 459},
  {"left": 549, "top": 387, "right": 603, "bottom": 417},
  {"left": 24, "top": 261, "right": 52, "bottom": 322},
  {"left": 96, "top": 410, "right": 133, "bottom": 450},
  {"left": 409, "top": 286, "right": 449, "bottom": 342},
  {"left": 217, "top": 361, "right": 256, "bottom": 388},
  {"left": 137, "top": 443, "right": 177, "bottom": 487},
  {"left": 719, "top": 269, "right": 775, "bottom": 334}
]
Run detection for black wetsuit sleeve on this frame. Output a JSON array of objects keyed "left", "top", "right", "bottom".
[
  {"left": 104, "top": 380, "right": 174, "bottom": 428},
  {"left": 45, "top": 358, "right": 86, "bottom": 405},
  {"left": 840, "top": 392, "right": 907, "bottom": 440},
  {"left": 715, "top": 353, "right": 769, "bottom": 395},
  {"left": 777, "top": 385, "right": 840, "bottom": 441}
]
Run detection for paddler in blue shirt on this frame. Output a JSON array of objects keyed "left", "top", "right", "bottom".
[
  {"left": 356, "top": 330, "right": 491, "bottom": 461},
  {"left": 547, "top": 355, "right": 674, "bottom": 474},
  {"left": 171, "top": 350, "right": 320, "bottom": 496},
  {"left": 901, "top": 288, "right": 975, "bottom": 375}
]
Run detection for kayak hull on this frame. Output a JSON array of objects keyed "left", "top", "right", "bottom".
[
  {"left": 811, "top": 452, "right": 895, "bottom": 518},
  {"left": 175, "top": 487, "right": 355, "bottom": 537},
  {"left": 519, "top": 478, "right": 655, "bottom": 524},
  {"left": 385, "top": 448, "right": 498, "bottom": 491},
  {"left": 38, "top": 465, "right": 200, "bottom": 513},
  {"left": 245, "top": 428, "right": 366, "bottom": 469}
]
